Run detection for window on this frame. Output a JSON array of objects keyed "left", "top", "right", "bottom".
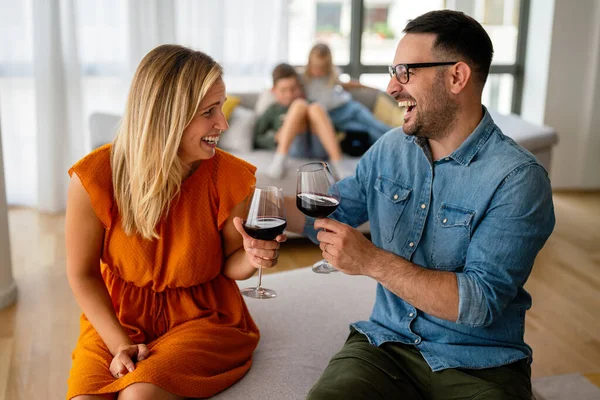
[
  {"left": 364, "top": 6, "right": 390, "bottom": 36},
  {"left": 316, "top": 3, "right": 343, "bottom": 33},
  {"left": 288, "top": 0, "right": 352, "bottom": 65},
  {"left": 482, "top": 74, "right": 514, "bottom": 115},
  {"left": 360, "top": 0, "right": 521, "bottom": 65},
  {"left": 455, "top": 0, "right": 521, "bottom": 64},
  {"left": 361, "top": 0, "right": 445, "bottom": 66},
  {"left": 289, "top": 0, "right": 529, "bottom": 114}
]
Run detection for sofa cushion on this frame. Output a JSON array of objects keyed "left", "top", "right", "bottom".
[
  {"left": 218, "top": 106, "right": 256, "bottom": 153},
  {"left": 222, "top": 95, "right": 241, "bottom": 120},
  {"left": 373, "top": 92, "right": 406, "bottom": 128},
  {"left": 255, "top": 89, "right": 276, "bottom": 116}
]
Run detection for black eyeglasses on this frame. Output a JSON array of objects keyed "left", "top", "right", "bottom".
[{"left": 388, "top": 62, "right": 458, "bottom": 84}]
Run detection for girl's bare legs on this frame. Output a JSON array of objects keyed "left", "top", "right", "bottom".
[
  {"left": 267, "top": 99, "right": 309, "bottom": 179},
  {"left": 306, "top": 103, "right": 342, "bottom": 161},
  {"left": 275, "top": 99, "right": 309, "bottom": 153},
  {"left": 306, "top": 103, "right": 346, "bottom": 179}
]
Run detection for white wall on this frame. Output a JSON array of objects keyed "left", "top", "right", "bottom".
[
  {"left": 0, "top": 107, "right": 17, "bottom": 310},
  {"left": 522, "top": 0, "right": 600, "bottom": 189},
  {"left": 580, "top": 2, "right": 600, "bottom": 188},
  {"left": 520, "top": 0, "right": 554, "bottom": 126}
]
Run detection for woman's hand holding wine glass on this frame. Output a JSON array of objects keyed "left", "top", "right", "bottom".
[{"left": 239, "top": 186, "right": 286, "bottom": 299}]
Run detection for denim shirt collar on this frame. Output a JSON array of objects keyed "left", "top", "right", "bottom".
[{"left": 409, "top": 106, "right": 495, "bottom": 166}]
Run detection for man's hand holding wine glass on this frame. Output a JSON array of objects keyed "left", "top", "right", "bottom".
[
  {"left": 314, "top": 218, "right": 379, "bottom": 276},
  {"left": 296, "top": 162, "right": 342, "bottom": 274}
]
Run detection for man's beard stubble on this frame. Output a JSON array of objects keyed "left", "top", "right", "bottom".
[{"left": 404, "top": 71, "right": 459, "bottom": 141}]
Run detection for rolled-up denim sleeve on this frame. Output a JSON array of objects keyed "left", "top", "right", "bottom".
[
  {"left": 303, "top": 149, "right": 373, "bottom": 244},
  {"left": 456, "top": 163, "right": 555, "bottom": 327}
]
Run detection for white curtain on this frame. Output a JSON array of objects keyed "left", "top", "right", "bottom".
[{"left": 0, "top": 0, "right": 289, "bottom": 211}]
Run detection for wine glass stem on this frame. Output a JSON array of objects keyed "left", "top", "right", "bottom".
[{"left": 256, "top": 266, "right": 263, "bottom": 291}]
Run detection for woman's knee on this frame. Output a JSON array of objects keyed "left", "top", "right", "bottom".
[{"left": 117, "top": 383, "right": 182, "bottom": 400}]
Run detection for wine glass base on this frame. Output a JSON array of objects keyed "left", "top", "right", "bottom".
[
  {"left": 312, "top": 260, "right": 338, "bottom": 274},
  {"left": 241, "top": 287, "right": 277, "bottom": 299}
]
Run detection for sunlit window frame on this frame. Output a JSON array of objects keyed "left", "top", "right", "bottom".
[{"left": 337, "top": 0, "right": 530, "bottom": 114}]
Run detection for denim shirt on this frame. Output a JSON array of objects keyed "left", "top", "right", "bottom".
[{"left": 304, "top": 108, "right": 555, "bottom": 371}]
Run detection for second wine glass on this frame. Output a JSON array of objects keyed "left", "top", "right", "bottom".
[
  {"left": 296, "top": 162, "right": 341, "bottom": 274},
  {"left": 240, "top": 186, "right": 286, "bottom": 299}
]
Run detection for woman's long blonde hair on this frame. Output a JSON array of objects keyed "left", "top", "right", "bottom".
[
  {"left": 111, "top": 44, "right": 223, "bottom": 240},
  {"left": 303, "top": 43, "right": 338, "bottom": 86}
]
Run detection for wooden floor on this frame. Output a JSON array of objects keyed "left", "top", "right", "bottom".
[{"left": 0, "top": 191, "right": 599, "bottom": 399}]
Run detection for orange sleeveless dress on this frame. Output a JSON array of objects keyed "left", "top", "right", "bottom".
[{"left": 66, "top": 144, "right": 259, "bottom": 399}]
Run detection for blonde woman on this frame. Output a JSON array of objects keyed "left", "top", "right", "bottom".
[{"left": 65, "top": 45, "right": 285, "bottom": 399}]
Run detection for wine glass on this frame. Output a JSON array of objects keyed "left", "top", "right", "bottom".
[
  {"left": 240, "top": 186, "right": 286, "bottom": 299},
  {"left": 296, "top": 162, "right": 341, "bottom": 274}
]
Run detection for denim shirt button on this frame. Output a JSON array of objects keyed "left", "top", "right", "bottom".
[
  {"left": 421, "top": 203, "right": 426, "bottom": 209},
  {"left": 414, "top": 338, "right": 421, "bottom": 344},
  {"left": 393, "top": 194, "right": 399, "bottom": 200},
  {"left": 442, "top": 218, "right": 448, "bottom": 224},
  {"left": 409, "top": 312, "right": 415, "bottom": 317},
  {"left": 409, "top": 242, "right": 415, "bottom": 247}
]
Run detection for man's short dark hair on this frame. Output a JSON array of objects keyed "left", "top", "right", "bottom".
[
  {"left": 404, "top": 10, "right": 494, "bottom": 88},
  {"left": 272, "top": 63, "right": 299, "bottom": 86}
]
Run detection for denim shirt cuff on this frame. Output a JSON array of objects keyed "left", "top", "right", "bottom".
[
  {"left": 302, "top": 216, "right": 320, "bottom": 245},
  {"left": 456, "top": 272, "right": 488, "bottom": 327}
]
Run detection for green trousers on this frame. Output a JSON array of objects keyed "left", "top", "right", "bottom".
[{"left": 306, "top": 329, "right": 533, "bottom": 400}]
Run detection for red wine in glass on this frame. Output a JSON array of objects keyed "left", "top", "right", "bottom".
[
  {"left": 296, "top": 193, "right": 340, "bottom": 219},
  {"left": 243, "top": 217, "right": 287, "bottom": 240},
  {"left": 240, "top": 186, "right": 286, "bottom": 299},
  {"left": 296, "top": 162, "right": 341, "bottom": 274}
]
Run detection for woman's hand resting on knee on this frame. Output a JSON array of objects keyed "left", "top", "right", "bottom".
[{"left": 109, "top": 343, "right": 150, "bottom": 379}]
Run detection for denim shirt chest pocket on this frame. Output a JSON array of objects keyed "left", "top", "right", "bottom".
[
  {"left": 374, "top": 176, "right": 411, "bottom": 243},
  {"left": 431, "top": 204, "right": 475, "bottom": 270}
]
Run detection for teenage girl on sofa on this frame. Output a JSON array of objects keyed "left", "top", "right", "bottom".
[{"left": 302, "top": 43, "right": 392, "bottom": 144}]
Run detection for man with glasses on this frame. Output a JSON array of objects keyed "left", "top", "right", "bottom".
[{"left": 295, "top": 9, "right": 555, "bottom": 400}]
